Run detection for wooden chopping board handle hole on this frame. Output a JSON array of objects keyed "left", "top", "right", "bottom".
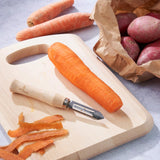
[{"left": 6, "top": 44, "right": 49, "bottom": 65}]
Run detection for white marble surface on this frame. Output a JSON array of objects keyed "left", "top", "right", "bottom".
[{"left": 0, "top": 0, "right": 160, "bottom": 159}]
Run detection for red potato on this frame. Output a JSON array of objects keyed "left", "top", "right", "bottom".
[
  {"left": 146, "top": 12, "right": 160, "bottom": 20},
  {"left": 137, "top": 39, "right": 160, "bottom": 65},
  {"left": 116, "top": 13, "right": 137, "bottom": 35},
  {"left": 121, "top": 36, "right": 140, "bottom": 61},
  {"left": 128, "top": 16, "right": 160, "bottom": 43}
]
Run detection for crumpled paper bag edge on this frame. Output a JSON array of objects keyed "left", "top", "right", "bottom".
[{"left": 91, "top": 0, "right": 160, "bottom": 83}]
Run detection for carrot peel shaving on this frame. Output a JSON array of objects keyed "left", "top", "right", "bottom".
[
  {"left": 5, "top": 129, "right": 68, "bottom": 152},
  {"left": 0, "top": 148, "right": 24, "bottom": 160},
  {"left": 1, "top": 111, "right": 68, "bottom": 159},
  {"left": 18, "top": 112, "right": 24, "bottom": 124},
  {"left": 18, "top": 139, "right": 54, "bottom": 159},
  {"left": 8, "top": 114, "right": 64, "bottom": 137}
]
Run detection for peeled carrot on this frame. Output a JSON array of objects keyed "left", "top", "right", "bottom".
[
  {"left": 27, "top": 0, "right": 74, "bottom": 27},
  {"left": 5, "top": 129, "right": 68, "bottom": 152},
  {"left": 8, "top": 114, "right": 64, "bottom": 137},
  {"left": 18, "top": 139, "right": 54, "bottom": 159},
  {"left": 0, "top": 148, "right": 24, "bottom": 160},
  {"left": 48, "top": 42, "right": 123, "bottom": 113},
  {"left": 16, "top": 12, "right": 94, "bottom": 41}
]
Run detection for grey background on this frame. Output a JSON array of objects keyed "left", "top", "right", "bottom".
[{"left": 0, "top": 0, "right": 160, "bottom": 160}]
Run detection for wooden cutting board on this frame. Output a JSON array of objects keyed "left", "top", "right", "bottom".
[{"left": 0, "top": 34, "right": 153, "bottom": 160}]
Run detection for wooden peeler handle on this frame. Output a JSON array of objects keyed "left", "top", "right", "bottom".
[{"left": 10, "top": 80, "right": 66, "bottom": 108}]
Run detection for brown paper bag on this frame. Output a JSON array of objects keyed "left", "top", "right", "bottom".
[{"left": 91, "top": 0, "right": 160, "bottom": 83}]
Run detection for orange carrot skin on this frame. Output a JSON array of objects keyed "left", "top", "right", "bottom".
[
  {"left": 5, "top": 129, "right": 68, "bottom": 152},
  {"left": 18, "top": 139, "right": 54, "bottom": 159},
  {"left": 0, "top": 149, "right": 24, "bottom": 160},
  {"left": 8, "top": 121, "right": 63, "bottom": 138},
  {"left": 16, "top": 12, "right": 94, "bottom": 41},
  {"left": 27, "top": 0, "right": 74, "bottom": 27},
  {"left": 19, "top": 121, "right": 63, "bottom": 130},
  {"left": 34, "top": 114, "right": 64, "bottom": 123},
  {"left": 48, "top": 42, "right": 123, "bottom": 113},
  {"left": 8, "top": 114, "right": 64, "bottom": 137},
  {"left": 18, "top": 112, "right": 24, "bottom": 124},
  {"left": 38, "top": 148, "right": 45, "bottom": 155}
]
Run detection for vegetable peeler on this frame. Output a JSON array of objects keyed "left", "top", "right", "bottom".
[{"left": 10, "top": 80, "right": 104, "bottom": 120}]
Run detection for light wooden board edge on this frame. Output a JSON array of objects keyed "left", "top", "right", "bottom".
[{"left": 0, "top": 34, "right": 154, "bottom": 160}]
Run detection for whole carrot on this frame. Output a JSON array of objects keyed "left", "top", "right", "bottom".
[
  {"left": 16, "top": 12, "right": 93, "bottom": 41},
  {"left": 27, "top": 0, "right": 74, "bottom": 27},
  {"left": 48, "top": 42, "right": 123, "bottom": 113}
]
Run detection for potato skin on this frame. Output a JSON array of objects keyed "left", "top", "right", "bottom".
[
  {"left": 121, "top": 36, "right": 140, "bottom": 61},
  {"left": 146, "top": 12, "right": 160, "bottom": 20},
  {"left": 128, "top": 16, "right": 160, "bottom": 43},
  {"left": 116, "top": 13, "right": 137, "bottom": 35},
  {"left": 137, "top": 39, "right": 160, "bottom": 65}
]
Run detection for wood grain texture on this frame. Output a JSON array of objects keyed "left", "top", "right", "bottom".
[
  {"left": 10, "top": 80, "right": 66, "bottom": 109},
  {"left": 0, "top": 34, "right": 153, "bottom": 160}
]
